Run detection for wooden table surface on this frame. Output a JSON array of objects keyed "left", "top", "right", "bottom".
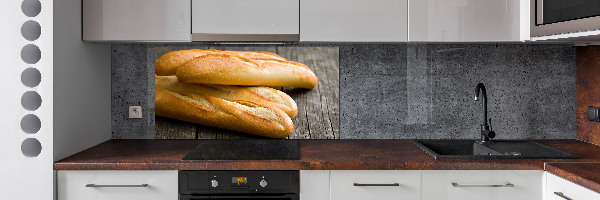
[{"left": 153, "top": 47, "right": 340, "bottom": 139}]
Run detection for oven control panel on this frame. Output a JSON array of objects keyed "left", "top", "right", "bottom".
[{"left": 179, "top": 170, "right": 299, "bottom": 194}]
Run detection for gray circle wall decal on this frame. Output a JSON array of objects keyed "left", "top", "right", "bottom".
[
  {"left": 21, "top": 68, "right": 41, "bottom": 88},
  {"left": 21, "top": 44, "right": 41, "bottom": 64},
  {"left": 21, "top": 20, "right": 41, "bottom": 41},
  {"left": 21, "top": 91, "right": 42, "bottom": 111},
  {"left": 21, "top": 0, "right": 41, "bottom": 17},
  {"left": 21, "top": 138, "right": 42, "bottom": 157},
  {"left": 21, "top": 114, "right": 41, "bottom": 134}
]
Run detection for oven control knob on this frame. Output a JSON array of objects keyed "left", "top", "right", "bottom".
[
  {"left": 211, "top": 180, "right": 218, "bottom": 188},
  {"left": 259, "top": 179, "right": 267, "bottom": 187}
]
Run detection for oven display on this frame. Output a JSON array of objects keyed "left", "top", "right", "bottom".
[{"left": 232, "top": 177, "right": 247, "bottom": 184}]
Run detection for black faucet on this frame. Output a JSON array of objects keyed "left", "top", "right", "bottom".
[{"left": 474, "top": 83, "right": 495, "bottom": 143}]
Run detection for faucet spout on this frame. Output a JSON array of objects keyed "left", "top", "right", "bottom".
[
  {"left": 474, "top": 83, "right": 495, "bottom": 142},
  {"left": 474, "top": 83, "right": 488, "bottom": 130}
]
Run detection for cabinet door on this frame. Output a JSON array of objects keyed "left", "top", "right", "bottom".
[
  {"left": 409, "top": 0, "right": 529, "bottom": 41},
  {"left": 57, "top": 170, "right": 178, "bottom": 200},
  {"left": 330, "top": 170, "right": 420, "bottom": 200},
  {"left": 300, "top": 0, "right": 408, "bottom": 42},
  {"left": 192, "top": 0, "right": 299, "bottom": 40},
  {"left": 422, "top": 170, "right": 542, "bottom": 200},
  {"left": 545, "top": 172, "right": 600, "bottom": 200},
  {"left": 83, "top": 0, "right": 191, "bottom": 41},
  {"left": 300, "top": 170, "right": 330, "bottom": 200}
]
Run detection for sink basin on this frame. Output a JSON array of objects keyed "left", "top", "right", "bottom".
[{"left": 412, "top": 140, "right": 579, "bottom": 159}]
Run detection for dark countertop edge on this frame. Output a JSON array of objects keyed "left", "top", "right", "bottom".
[
  {"left": 545, "top": 162, "right": 600, "bottom": 194},
  {"left": 53, "top": 162, "right": 544, "bottom": 171},
  {"left": 53, "top": 139, "right": 600, "bottom": 194},
  {"left": 50, "top": 139, "right": 590, "bottom": 171}
]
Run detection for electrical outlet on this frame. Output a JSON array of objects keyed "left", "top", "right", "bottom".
[{"left": 129, "top": 106, "right": 142, "bottom": 119}]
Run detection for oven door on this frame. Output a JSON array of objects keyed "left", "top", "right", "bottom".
[{"left": 180, "top": 194, "right": 299, "bottom": 200}]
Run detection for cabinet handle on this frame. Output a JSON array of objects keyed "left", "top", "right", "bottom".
[
  {"left": 451, "top": 183, "right": 514, "bottom": 187},
  {"left": 86, "top": 184, "right": 149, "bottom": 188},
  {"left": 554, "top": 192, "right": 573, "bottom": 200},
  {"left": 353, "top": 183, "right": 400, "bottom": 186}
]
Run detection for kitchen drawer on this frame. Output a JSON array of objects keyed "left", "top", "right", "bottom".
[
  {"left": 300, "top": 170, "right": 330, "bottom": 200},
  {"left": 330, "top": 170, "right": 421, "bottom": 200},
  {"left": 545, "top": 172, "right": 600, "bottom": 200},
  {"left": 57, "top": 170, "right": 178, "bottom": 200},
  {"left": 422, "top": 170, "right": 542, "bottom": 200}
]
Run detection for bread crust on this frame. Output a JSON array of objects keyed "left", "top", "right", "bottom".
[
  {"left": 155, "top": 87, "right": 293, "bottom": 138},
  {"left": 155, "top": 75, "right": 298, "bottom": 118},
  {"left": 176, "top": 54, "right": 319, "bottom": 89},
  {"left": 155, "top": 49, "right": 286, "bottom": 76}
]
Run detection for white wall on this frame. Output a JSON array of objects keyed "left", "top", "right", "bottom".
[
  {"left": 53, "top": 0, "right": 112, "bottom": 162},
  {"left": 1, "top": 0, "right": 111, "bottom": 199},
  {"left": 0, "top": 0, "right": 54, "bottom": 199}
]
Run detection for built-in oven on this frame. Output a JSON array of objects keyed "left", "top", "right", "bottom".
[
  {"left": 531, "top": 0, "right": 600, "bottom": 38},
  {"left": 179, "top": 171, "right": 299, "bottom": 200}
]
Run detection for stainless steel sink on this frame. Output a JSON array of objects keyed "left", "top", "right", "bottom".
[{"left": 412, "top": 140, "right": 579, "bottom": 159}]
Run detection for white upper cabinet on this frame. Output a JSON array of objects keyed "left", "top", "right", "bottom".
[
  {"left": 300, "top": 0, "right": 408, "bottom": 42},
  {"left": 82, "top": 0, "right": 532, "bottom": 42},
  {"left": 83, "top": 0, "right": 191, "bottom": 41},
  {"left": 191, "top": 0, "right": 300, "bottom": 41},
  {"left": 409, "top": 0, "right": 530, "bottom": 42}
]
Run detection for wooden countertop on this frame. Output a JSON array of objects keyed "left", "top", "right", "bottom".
[
  {"left": 54, "top": 139, "right": 600, "bottom": 171},
  {"left": 55, "top": 139, "right": 600, "bottom": 194},
  {"left": 545, "top": 162, "right": 600, "bottom": 194}
]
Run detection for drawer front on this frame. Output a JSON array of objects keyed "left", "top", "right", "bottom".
[
  {"left": 57, "top": 170, "right": 178, "bottom": 200},
  {"left": 330, "top": 170, "right": 421, "bottom": 200},
  {"left": 422, "top": 170, "right": 542, "bottom": 200},
  {"left": 300, "top": 170, "right": 330, "bottom": 200},
  {"left": 192, "top": 0, "right": 299, "bottom": 35},
  {"left": 546, "top": 172, "right": 600, "bottom": 200}
]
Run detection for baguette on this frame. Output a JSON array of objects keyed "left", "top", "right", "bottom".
[
  {"left": 176, "top": 54, "right": 319, "bottom": 89},
  {"left": 155, "top": 75, "right": 298, "bottom": 118},
  {"left": 155, "top": 49, "right": 286, "bottom": 76},
  {"left": 155, "top": 87, "right": 293, "bottom": 138}
]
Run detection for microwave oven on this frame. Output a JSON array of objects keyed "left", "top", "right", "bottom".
[{"left": 531, "top": 0, "right": 600, "bottom": 40}]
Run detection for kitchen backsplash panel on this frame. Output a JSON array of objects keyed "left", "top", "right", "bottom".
[
  {"left": 112, "top": 43, "right": 576, "bottom": 139},
  {"left": 341, "top": 44, "right": 575, "bottom": 139},
  {"left": 154, "top": 46, "right": 339, "bottom": 139}
]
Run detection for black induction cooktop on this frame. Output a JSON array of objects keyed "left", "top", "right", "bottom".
[{"left": 182, "top": 140, "right": 300, "bottom": 160}]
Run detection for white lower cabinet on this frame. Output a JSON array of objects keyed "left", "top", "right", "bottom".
[
  {"left": 330, "top": 170, "right": 421, "bottom": 200},
  {"left": 300, "top": 170, "right": 330, "bottom": 200},
  {"left": 57, "top": 170, "right": 178, "bottom": 200},
  {"left": 57, "top": 169, "right": 600, "bottom": 200},
  {"left": 545, "top": 172, "right": 600, "bottom": 200},
  {"left": 421, "top": 170, "right": 543, "bottom": 200}
]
